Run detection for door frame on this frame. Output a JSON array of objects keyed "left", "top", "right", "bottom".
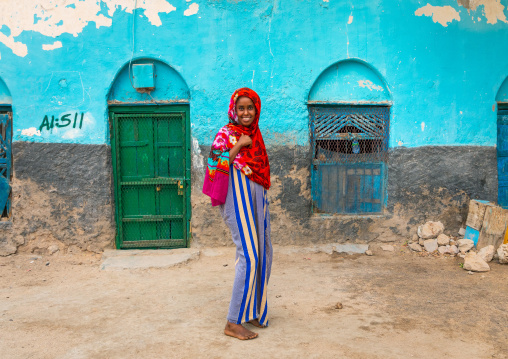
[
  {"left": 308, "top": 104, "right": 390, "bottom": 215},
  {"left": 109, "top": 104, "right": 191, "bottom": 249},
  {"left": 498, "top": 103, "right": 508, "bottom": 208},
  {"left": 0, "top": 106, "right": 12, "bottom": 219}
]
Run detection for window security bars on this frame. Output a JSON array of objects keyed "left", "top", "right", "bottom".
[{"left": 309, "top": 106, "right": 390, "bottom": 214}]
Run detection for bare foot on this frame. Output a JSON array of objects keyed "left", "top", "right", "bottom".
[
  {"left": 224, "top": 321, "right": 258, "bottom": 340},
  {"left": 247, "top": 319, "right": 266, "bottom": 328}
]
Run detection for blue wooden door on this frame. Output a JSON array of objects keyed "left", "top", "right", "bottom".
[
  {"left": 0, "top": 112, "right": 12, "bottom": 218},
  {"left": 498, "top": 109, "right": 508, "bottom": 208}
]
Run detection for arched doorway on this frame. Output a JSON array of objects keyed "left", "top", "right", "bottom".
[
  {"left": 0, "top": 77, "right": 12, "bottom": 219},
  {"left": 108, "top": 59, "right": 191, "bottom": 249},
  {"left": 496, "top": 76, "right": 508, "bottom": 208},
  {"left": 308, "top": 59, "right": 391, "bottom": 214}
]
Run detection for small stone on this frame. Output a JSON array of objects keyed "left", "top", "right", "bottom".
[
  {"left": 463, "top": 252, "right": 490, "bottom": 272},
  {"left": 458, "top": 253, "right": 465, "bottom": 258},
  {"left": 418, "top": 221, "right": 444, "bottom": 239},
  {"left": 477, "top": 245, "right": 495, "bottom": 263},
  {"left": 458, "top": 238, "right": 475, "bottom": 253},
  {"left": 365, "top": 250, "right": 373, "bottom": 256},
  {"left": 47, "top": 245, "right": 59, "bottom": 255},
  {"left": 468, "top": 271, "right": 474, "bottom": 275},
  {"left": 0, "top": 243, "right": 17, "bottom": 257},
  {"left": 13, "top": 236, "right": 25, "bottom": 246},
  {"left": 458, "top": 228, "right": 466, "bottom": 236},
  {"left": 423, "top": 239, "right": 438, "bottom": 253},
  {"left": 411, "top": 234, "right": 419, "bottom": 243},
  {"left": 450, "top": 245, "right": 459, "bottom": 255},
  {"left": 419, "top": 238, "right": 425, "bottom": 246},
  {"left": 497, "top": 244, "right": 508, "bottom": 264},
  {"left": 437, "top": 234, "right": 450, "bottom": 246},
  {"left": 335, "top": 302, "right": 343, "bottom": 310},
  {"left": 381, "top": 245, "right": 394, "bottom": 252},
  {"left": 408, "top": 243, "right": 423, "bottom": 252},
  {"left": 438, "top": 246, "right": 449, "bottom": 254}
]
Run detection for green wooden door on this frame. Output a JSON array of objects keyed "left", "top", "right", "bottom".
[{"left": 110, "top": 106, "right": 191, "bottom": 249}]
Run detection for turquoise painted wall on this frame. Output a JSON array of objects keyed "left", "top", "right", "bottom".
[{"left": 0, "top": 0, "right": 507, "bottom": 147}]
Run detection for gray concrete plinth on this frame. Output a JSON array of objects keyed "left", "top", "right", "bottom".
[{"left": 100, "top": 249, "right": 200, "bottom": 270}]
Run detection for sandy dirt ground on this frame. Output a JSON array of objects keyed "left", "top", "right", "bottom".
[{"left": 0, "top": 245, "right": 507, "bottom": 359}]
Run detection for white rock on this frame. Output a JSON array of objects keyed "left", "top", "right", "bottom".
[
  {"left": 381, "top": 245, "right": 394, "bottom": 252},
  {"left": 418, "top": 221, "right": 445, "bottom": 239},
  {"left": 458, "top": 227, "right": 466, "bottom": 236},
  {"left": 409, "top": 243, "right": 423, "bottom": 252},
  {"left": 497, "top": 244, "right": 508, "bottom": 264},
  {"left": 450, "top": 245, "right": 459, "bottom": 255},
  {"left": 457, "top": 238, "right": 475, "bottom": 254},
  {"left": 423, "top": 239, "right": 438, "bottom": 253},
  {"left": 463, "top": 252, "right": 490, "bottom": 272},
  {"left": 0, "top": 243, "right": 17, "bottom": 256},
  {"left": 437, "top": 234, "right": 450, "bottom": 246},
  {"left": 477, "top": 245, "right": 495, "bottom": 263},
  {"left": 438, "top": 246, "right": 449, "bottom": 254},
  {"left": 47, "top": 245, "right": 60, "bottom": 255}
]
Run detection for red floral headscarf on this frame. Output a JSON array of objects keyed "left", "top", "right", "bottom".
[
  {"left": 224, "top": 88, "right": 271, "bottom": 189},
  {"left": 203, "top": 88, "right": 270, "bottom": 205}
]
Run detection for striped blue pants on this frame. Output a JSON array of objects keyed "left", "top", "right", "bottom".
[{"left": 219, "top": 166, "right": 272, "bottom": 326}]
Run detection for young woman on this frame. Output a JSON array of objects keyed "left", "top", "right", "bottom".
[{"left": 203, "top": 88, "right": 272, "bottom": 340}]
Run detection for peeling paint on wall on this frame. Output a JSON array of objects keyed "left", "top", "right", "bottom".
[
  {"left": 184, "top": 3, "right": 199, "bottom": 16},
  {"left": 0, "top": 0, "right": 176, "bottom": 57},
  {"left": 0, "top": 32, "right": 27, "bottom": 57},
  {"left": 458, "top": 0, "right": 508, "bottom": 24},
  {"left": 357, "top": 80, "right": 384, "bottom": 92},
  {"left": 42, "top": 41, "right": 62, "bottom": 51},
  {"left": 191, "top": 136, "right": 204, "bottom": 183},
  {"left": 20, "top": 127, "right": 41, "bottom": 137},
  {"left": 415, "top": 4, "right": 461, "bottom": 27}
]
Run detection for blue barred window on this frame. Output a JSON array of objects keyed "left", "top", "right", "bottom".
[{"left": 309, "top": 106, "right": 389, "bottom": 214}]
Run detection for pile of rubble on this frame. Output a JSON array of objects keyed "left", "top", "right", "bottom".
[
  {"left": 459, "top": 243, "right": 508, "bottom": 272},
  {"left": 408, "top": 220, "right": 508, "bottom": 272},
  {"left": 408, "top": 221, "right": 461, "bottom": 256}
]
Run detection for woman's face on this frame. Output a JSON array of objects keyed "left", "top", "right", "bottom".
[{"left": 236, "top": 96, "right": 256, "bottom": 127}]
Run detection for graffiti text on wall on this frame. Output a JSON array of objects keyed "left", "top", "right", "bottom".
[{"left": 39, "top": 112, "right": 84, "bottom": 132}]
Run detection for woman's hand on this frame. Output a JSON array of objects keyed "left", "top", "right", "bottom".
[
  {"left": 238, "top": 134, "right": 252, "bottom": 148},
  {"left": 229, "top": 135, "right": 252, "bottom": 163}
]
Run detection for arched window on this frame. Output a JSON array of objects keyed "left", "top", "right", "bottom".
[{"left": 308, "top": 59, "right": 391, "bottom": 214}]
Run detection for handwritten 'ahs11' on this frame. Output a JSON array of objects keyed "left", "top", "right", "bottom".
[{"left": 39, "top": 112, "right": 84, "bottom": 132}]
